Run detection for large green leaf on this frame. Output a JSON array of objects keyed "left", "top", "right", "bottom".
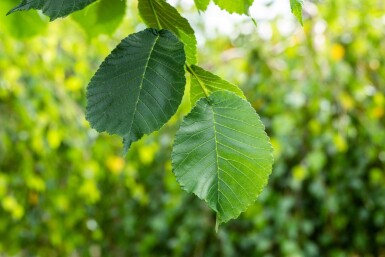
[
  {"left": 290, "top": 0, "right": 304, "bottom": 25},
  {"left": 172, "top": 91, "right": 273, "bottom": 226},
  {"left": 1, "top": 0, "right": 47, "bottom": 38},
  {"left": 194, "top": 0, "right": 210, "bottom": 11},
  {"left": 138, "top": 0, "right": 197, "bottom": 65},
  {"left": 71, "top": 0, "right": 126, "bottom": 37},
  {"left": 86, "top": 28, "right": 186, "bottom": 152},
  {"left": 7, "top": 0, "right": 96, "bottom": 21},
  {"left": 213, "top": 0, "right": 254, "bottom": 14},
  {"left": 187, "top": 65, "right": 245, "bottom": 106}
]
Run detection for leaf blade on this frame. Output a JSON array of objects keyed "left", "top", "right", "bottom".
[
  {"left": 189, "top": 65, "right": 245, "bottom": 106},
  {"left": 172, "top": 91, "right": 273, "bottom": 225},
  {"left": 86, "top": 28, "right": 186, "bottom": 152},
  {"left": 290, "top": 0, "right": 304, "bottom": 25},
  {"left": 194, "top": 0, "right": 210, "bottom": 11},
  {"left": 8, "top": 0, "right": 97, "bottom": 21},
  {"left": 213, "top": 0, "right": 254, "bottom": 14},
  {"left": 138, "top": 0, "right": 197, "bottom": 65},
  {"left": 71, "top": 0, "right": 126, "bottom": 37}
]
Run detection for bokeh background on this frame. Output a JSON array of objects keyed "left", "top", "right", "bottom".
[{"left": 1, "top": 0, "right": 385, "bottom": 256}]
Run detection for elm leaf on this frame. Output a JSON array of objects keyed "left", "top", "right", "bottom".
[
  {"left": 172, "top": 91, "right": 273, "bottom": 227},
  {"left": 138, "top": 0, "right": 197, "bottom": 64},
  {"left": 8, "top": 0, "right": 96, "bottom": 21},
  {"left": 86, "top": 28, "right": 186, "bottom": 153}
]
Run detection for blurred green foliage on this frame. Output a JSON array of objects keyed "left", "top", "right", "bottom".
[{"left": 0, "top": 0, "right": 385, "bottom": 256}]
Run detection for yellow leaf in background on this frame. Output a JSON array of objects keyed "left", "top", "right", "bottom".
[
  {"left": 106, "top": 156, "right": 125, "bottom": 174},
  {"left": 339, "top": 93, "right": 354, "bottom": 111},
  {"left": 65, "top": 77, "right": 82, "bottom": 92},
  {"left": 2, "top": 195, "right": 17, "bottom": 210},
  {"left": 55, "top": 194, "right": 69, "bottom": 212},
  {"left": 2, "top": 195, "right": 24, "bottom": 220},
  {"left": 369, "top": 168, "right": 383, "bottom": 186},
  {"left": 79, "top": 180, "right": 100, "bottom": 203},
  {"left": 292, "top": 165, "right": 307, "bottom": 182},
  {"left": 333, "top": 133, "right": 348, "bottom": 152},
  {"left": 374, "top": 93, "right": 384, "bottom": 106},
  {"left": 75, "top": 61, "right": 89, "bottom": 74},
  {"left": 370, "top": 106, "right": 384, "bottom": 119},
  {"left": 139, "top": 144, "right": 158, "bottom": 165},
  {"left": 331, "top": 43, "right": 345, "bottom": 61},
  {"left": 308, "top": 119, "right": 322, "bottom": 135},
  {"left": 0, "top": 174, "right": 7, "bottom": 196},
  {"left": 26, "top": 175, "right": 46, "bottom": 192},
  {"left": 47, "top": 129, "right": 62, "bottom": 149}
]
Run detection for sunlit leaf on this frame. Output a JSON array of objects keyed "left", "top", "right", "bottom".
[
  {"left": 188, "top": 65, "right": 245, "bottom": 106},
  {"left": 86, "top": 28, "right": 186, "bottom": 153},
  {"left": 290, "top": 0, "right": 304, "bottom": 25},
  {"left": 213, "top": 0, "right": 254, "bottom": 14},
  {"left": 71, "top": 0, "right": 126, "bottom": 37},
  {"left": 138, "top": 0, "right": 197, "bottom": 64},
  {"left": 8, "top": 0, "right": 96, "bottom": 21},
  {"left": 172, "top": 91, "right": 273, "bottom": 226},
  {"left": 194, "top": 0, "right": 210, "bottom": 11},
  {"left": 0, "top": 0, "right": 47, "bottom": 38}
]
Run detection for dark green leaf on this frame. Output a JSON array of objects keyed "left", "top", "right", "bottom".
[
  {"left": 7, "top": 0, "right": 96, "bottom": 21},
  {"left": 290, "top": 0, "right": 304, "bottom": 25},
  {"left": 213, "top": 0, "right": 254, "bottom": 14},
  {"left": 194, "top": 0, "right": 210, "bottom": 11},
  {"left": 138, "top": 0, "right": 197, "bottom": 64},
  {"left": 172, "top": 91, "right": 273, "bottom": 226},
  {"left": 86, "top": 28, "right": 186, "bottom": 152},
  {"left": 188, "top": 65, "right": 245, "bottom": 106},
  {"left": 71, "top": 0, "right": 126, "bottom": 37}
]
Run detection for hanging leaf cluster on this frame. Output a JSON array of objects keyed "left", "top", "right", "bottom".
[{"left": 6, "top": 0, "right": 304, "bottom": 228}]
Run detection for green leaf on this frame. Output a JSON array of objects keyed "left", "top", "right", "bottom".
[
  {"left": 0, "top": 0, "right": 47, "bottom": 38},
  {"left": 71, "top": 0, "right": 126, "bottom": 38},
  {"left": 187, "top": 65, "right": 245, "bottom": 106},
  {"left": 7, "top": 0, "right": 96, "bottom": 21},
  {"left": 213, "top": 0, "right": 254, "bottom": 14},
  {"left": 290, "top": 0, "right": 304, "bottom": 25},
  {"left": 194, "top": 0, "right": 210, "bottom": 11},
  {"left": 138, "top": 0, "right": 197, "bottom": 65},
  {"left": 86, "top": 28, "right": 186, "bottom": 152},
  {"left": 172, "top": 91, "right": 273, "bottom": 226}
]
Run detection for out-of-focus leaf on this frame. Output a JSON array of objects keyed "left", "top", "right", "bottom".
[
  {"left": 138, "top": 0, "right": 197, "bottom": 64},
  {"left": 7, "top": 0, "right": 96, "bottom": 21},
  {"left": 213, "top": 0, "right": 254, "bottom": 14},
  {"left": 172, "top": 91, "right": 273, "bottom": 226},
  {"left": 188, "top": 65, "right": 245, "bottom": 106},
  {"left": 0, "top": 0, "right": 47, "bottom": 38},
  {"left": 194, "top": 0, "right": 210, "bottom": 11},
  {"left": 290, "top": 0, "right": 304, "bottom": 25},
  {"left": 71, "top": 0, "right": 126, "bottom": 37},
  {"left": 86, "top": 28, "right": 186, "bottom": 153}
]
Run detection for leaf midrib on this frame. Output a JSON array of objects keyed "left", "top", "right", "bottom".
[
  {"left": 127, "top": 34, "right": 160, "bottom": 136},
  {"left": 211, "top": 102, "right": 221, "bottom": 228}
]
